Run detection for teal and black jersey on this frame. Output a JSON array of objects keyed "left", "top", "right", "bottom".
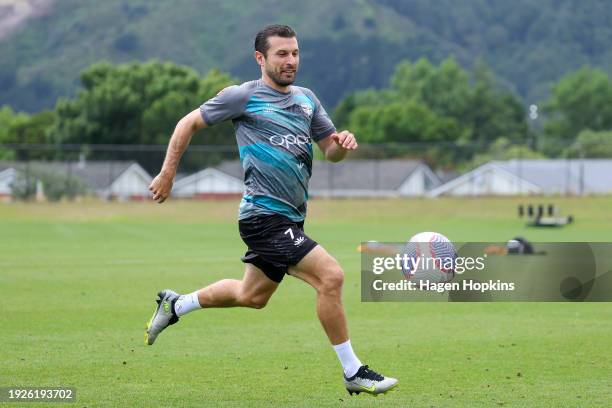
[{"left": 200, "top": 80, "right": 336, "bottom": 222}]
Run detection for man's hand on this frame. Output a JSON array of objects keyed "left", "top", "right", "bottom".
[
  {"left": 149, "top": 109, "right": 206, "bottom": 204},
  {"left": 331, "top": 130, "right": 358, "bottom": 151},
  {"left": 316, "top": 130, "right": 358, "bottom": 162},
  {"left": 149, "top": 172, "right": 174, "bottom": 204}
]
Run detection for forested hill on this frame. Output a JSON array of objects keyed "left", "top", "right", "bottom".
[{"left": 2, "top": 0, "right": 611, "bottom": 112}]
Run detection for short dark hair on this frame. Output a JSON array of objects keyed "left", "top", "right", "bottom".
[{"left": 254, "top": 24, "right": 296, "bottom": 57}]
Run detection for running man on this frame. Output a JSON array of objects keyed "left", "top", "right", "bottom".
[{"left": 146, "top": 24, "right": 397, "bottom": 396}]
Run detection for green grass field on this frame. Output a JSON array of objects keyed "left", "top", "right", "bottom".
[{"left": 1, "top": 197, "right": 611, "bottom": 407}]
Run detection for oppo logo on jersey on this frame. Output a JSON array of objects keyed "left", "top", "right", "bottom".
[{"left": 269, "top": 134, "right": 311, "bottom": 149}]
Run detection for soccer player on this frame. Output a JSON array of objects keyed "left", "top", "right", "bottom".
[{"left": 146, "top": 24, "right": 398, "bottom": 396}]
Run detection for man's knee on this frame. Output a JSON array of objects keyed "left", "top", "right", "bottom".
[
  {"left": 238, "top": 291, "right": 270, "bottom": 309},
  {"left": 319, "top": 265, "right": 344, "bottom": 295}
]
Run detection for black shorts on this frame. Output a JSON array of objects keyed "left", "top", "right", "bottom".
[{"left": 239, "top": 214, "right": 318, "bottom": 283}]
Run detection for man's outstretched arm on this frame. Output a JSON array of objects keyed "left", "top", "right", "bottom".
[
  {"left": 149, "top": 109, "right": 207, "bottom": 203},
  {"left": 316, "top": 130, "right": 359, "bottom": 163}
]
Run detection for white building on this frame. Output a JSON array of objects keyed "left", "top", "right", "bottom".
[
  {"left": 0, "top": 167, "right": 16, "bottom": 201},
  {"left": 173, "top": 167, "right": 244, "bottom": 198},
  {"left": 310, "top": 159, "right": 441, "bottom": 197},
  {"left": 428, "top": 159, "right": 612, "bottom": 197},
  {"left": 172, "top": 159, "right": 440, "bottom": 199},
  {"left": 0, "top": 161, "right": 152, "bottom": 200},
  {"left": 86, "top": 162, "right": 153, "bottom": 200}
]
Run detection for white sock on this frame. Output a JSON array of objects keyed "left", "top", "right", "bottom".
[
  {"left": 174, "top": 291, "right": 202, "bottom": 316},
  {"left": 333, "top": 340, "right": 362, "bottom": 378}
]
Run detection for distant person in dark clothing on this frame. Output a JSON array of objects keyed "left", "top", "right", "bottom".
[{"left": 485, "top": 237, "right": 535, "bottom": 255}]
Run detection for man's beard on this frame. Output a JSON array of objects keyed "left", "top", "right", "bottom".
[{"left": 266, "top": 66, "right": 296, "bottom": 87}]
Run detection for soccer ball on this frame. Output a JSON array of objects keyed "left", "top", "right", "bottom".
[{"left": 402, "top": 231, "right": 456, "bottom": 284}]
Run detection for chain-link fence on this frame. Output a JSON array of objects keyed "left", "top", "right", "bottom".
[{"left": 1, "top": 141, "right": 611, "bottom": 202}]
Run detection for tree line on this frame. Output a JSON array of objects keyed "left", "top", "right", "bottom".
[{"left": 1, "top": 59, "right": 611, "bottom": 170}]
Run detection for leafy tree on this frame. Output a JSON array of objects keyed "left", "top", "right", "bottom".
[
  {"left": 542, "top": 67, "right": 612, "bottom": 155},
  {"left": 391, "top": 58, "right": 472, "bottom": 120},
  {"left": 468, "top": 137, "right": 546, "bottom": 170},
  {"left": 0, "top": 106, "right": 21, "bottom": 160},
  {"left": 347, "top": 100, "right": 463, "bottom": 144},
  {"left": 52, "top": 61, "right": 234, "bottom": 144},
  {"left": 563, "top": 129, "right": 612, "bottom": 158},
  {"left": 50, "top": 61, "right": 236, "bottom": 170},
  {"left": 464, "top": 63, "right": 528, "bottom": 145},
  {"left": 334, "top": 88, "right": 397, "bottom": 129},
  {"left": 0, "top": 106, "right": 55, "bottom": 160},
  {"left": 334, "top": 58, "right": 527, "bottom": 165},
  {"left": 0, "top": 106, "right": 28, "bottom": 142}
]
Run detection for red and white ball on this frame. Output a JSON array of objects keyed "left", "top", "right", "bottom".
[{"left": 402, "top": 231, "right": 457, "bottom": 284}]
